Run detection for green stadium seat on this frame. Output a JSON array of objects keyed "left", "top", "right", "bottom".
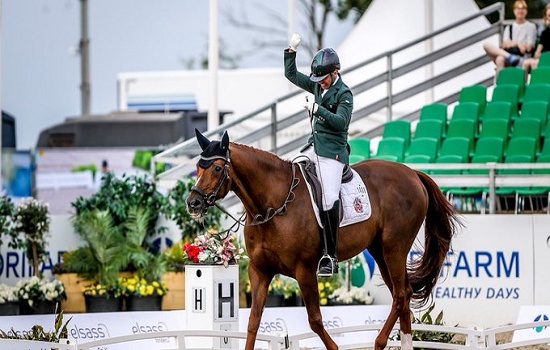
[
  {"left": 406, "top": 137, "right": 438, "bottom": 162},
  {"left": 438, "top": 136, "right": 470, "bottom": 162},
  {"left": 382, "top": 120, "right": 411, "bottom": 147},
  {"left": 459, "top": 85, "right": 487, "bottom": 117},
  {"left": 510, "top": 118, "right": 542, "bottom": 152},
  {"left": 419, "top": 103, "right": 448, "bottom": 127},
  {"left": 446, "top": 119, "right": 476, "bottom": 156},
  {"left": 519, "top": 101, "right": 548, "bottom": 129},
  {"left": 348, "top": 137, "right": 371, "bottom": 159},
  {"left": 515, "top": 153, "right": 550, "bottom": 214},
  {"left": 491, "top": 84, "right": 520, "bottom": 118},
  {"left": 374, "top": 137, "right": 406, "bottom": 162},
  {"left": 523, "top": 83, "right": 550, "bottom": 103},
  {"left": 496, "top": 67, "right": 526, "bottom": 101},
  {"left": 473, "top": 137, "right": 505, "bottom": 162},
  {"left": 529, "top": 67, "right": 550, "bottom": 85},
  {"left": 538, "top": 51, "right": 550, "bottom": 68},
  {"left": 483, "top": 101, "right": 512, "bottom": 124},
  {"left": 412, "top": 120, "right": 444, "bottom": 147},
  {"left": 479, "top": 119, "right": 510, "bottom": 149},
  {"left": 451, "top": 102, "right": 480, "bottom": 125},
  {"left": 349, "top": 154, "right": 366, "bottom": 164}
]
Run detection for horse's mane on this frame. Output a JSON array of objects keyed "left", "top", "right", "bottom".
[{"left": 230, "top": 142, "right": 292, "bottom": 166}]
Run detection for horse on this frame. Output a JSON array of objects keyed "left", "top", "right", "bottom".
[{"left": 186, "top": 130, "right": 461, "bottom": 350}]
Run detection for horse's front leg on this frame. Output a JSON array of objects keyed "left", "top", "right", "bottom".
[
  {"left": 296, "top": 269, "right": 338, "bottom": 350},
  {"left": 244, "top": 263, "right": 272, "bottom": 350}
]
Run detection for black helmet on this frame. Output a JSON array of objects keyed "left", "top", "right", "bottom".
[{"left": 310, "top": 48, "right": 340, "bottom": 82}]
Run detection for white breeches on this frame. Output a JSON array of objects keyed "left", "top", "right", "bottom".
[{"left": 294, "top": 145, "right": 344, "bottom": 211}]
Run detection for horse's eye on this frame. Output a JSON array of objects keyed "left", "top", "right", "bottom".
[{"left": 213, "top": 165, "right": 223, "bottom": 174}]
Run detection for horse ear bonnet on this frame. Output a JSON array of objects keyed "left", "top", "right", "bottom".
[{"left": 195, "top": 128, "right": 230, "bottom": 168}]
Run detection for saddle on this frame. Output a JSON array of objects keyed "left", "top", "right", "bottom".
[
  {"left": 294, "top": 157, "right": 371, "bottom": 227},
  {"left": 296, "top": 158, "right": 353, "bottom": 217}
]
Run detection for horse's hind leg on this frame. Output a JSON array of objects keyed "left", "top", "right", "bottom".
[
  {"left": 244, "top": 263, "right": 272, "bottom": 350},
  {"left": 296, "top": 268, "right": 338, "bottom": 350},
  {"left": 369, "top": 245, "right": 413, "bottom": 350}
]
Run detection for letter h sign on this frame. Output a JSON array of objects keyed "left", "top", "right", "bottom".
[{"left": 214, "top": 278, "right": 238, "bottom": 322}]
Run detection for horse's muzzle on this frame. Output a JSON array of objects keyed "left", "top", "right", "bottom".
[{"left": 185, "top": 193, "right": 206, "bottom": 218}]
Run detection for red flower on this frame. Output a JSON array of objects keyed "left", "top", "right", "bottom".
[{"left": 183, "top": 243, "right": 203, "bottom": 263}]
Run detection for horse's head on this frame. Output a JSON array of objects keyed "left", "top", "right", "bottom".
[{"left": 185, "top": 129, "right": 232, "bottom": 218}]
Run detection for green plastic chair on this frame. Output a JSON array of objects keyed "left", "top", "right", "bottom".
[
  {"left": 473, "top": 137, "right": 505, "bottom": 163},
  {"left": 412, "top": 120, "right": 444, "bottom": 147},
  {"left": 523, "top": 83, "right": 550, "bottom": 103},
  {"left": 491, "top": 84, "right": 520, "bottom": 118},
  {"left": 540, "top": 138, "right": 550, "bottom": 156},
  {"left": 459, "top": 85, "right": 487, "bottom": 117},
  {"left": 495, "top": 154, "right": 533, "bottom": 210},
  {"left": 496, "top": 67, "right": 526, "bottom": 101},
  {"left": 403, "top": 154, "right": 431, "bottom": 173},
  {"left": 519, "top": 100, "right": 548, "bottom": 129},
  {"left": 483, "top": 101, "right": 512, "bottom": 124},
  {"left": 382, "top": 120, "right": 411, "bottom": 147},
  {"left": 438, "top": 136, "right": 470, "bottom": 163},
  {"left": 374, "top": 137, "right": 406, "bottom": 162},
  {"left": 348, "top": 137, "right": 371, "bottom": 159},
  {"left": 446, "top": 119, "right": 477, "bottom": 156},
  {"left": 451, "top": 102, "right": 480, "bottom": 124},
  {"left": 406, "top": 137, "right": 438, "bottom": 162},
  {"left": 419, "top": 103, "right": 448, "bottom": 126},
  {"left": 529, "top": 67, "right": 550, "bottom": 85},
  {"left": 479, "top": 119, "right": 510, "bottom": 149},
  {"left": 538, "top": 51, "right": 550, "bottom": 68},
  {"left": 510, "top": 118, "right": 542, "bottom": 152}
]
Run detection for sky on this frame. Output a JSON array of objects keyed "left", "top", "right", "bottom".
[{"left": 1, "top": 0, "right": 354, "bottom": 150}]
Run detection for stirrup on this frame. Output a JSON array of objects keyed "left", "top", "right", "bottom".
[{"left": 317, "top": 254, "right": 338, "bottom": 277}]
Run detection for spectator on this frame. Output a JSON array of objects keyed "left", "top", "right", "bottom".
[
  {"left": 483, "top": 0, "right": 537, "bottom": 73},
  {"left": 521, "top": 3, "right": 550, "bottom": 80}
]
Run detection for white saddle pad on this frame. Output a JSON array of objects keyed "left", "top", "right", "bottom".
[{"left": 299, "top": 167, "right": 372, "bottom": 228}]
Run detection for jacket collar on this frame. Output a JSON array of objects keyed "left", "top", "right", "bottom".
[{"left": 320, "top": 74, "right": 343, "bottom": 102}]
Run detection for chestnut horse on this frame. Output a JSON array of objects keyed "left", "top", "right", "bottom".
[{"left": 186, "top": 130, "right": 461, "bottom": 350}]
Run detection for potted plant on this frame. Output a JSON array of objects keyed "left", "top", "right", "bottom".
[
  {"left": 160, "top": 241, "right": 187, "bottom": 310},
  {"left": 15, "top": 276, "right": 66, "bottom": 314},
  {"left": 120, "top": 274, "right": 167, "bottom": 311},
  {"left": 0, "top": 284, "right": 19, "bottom": 315}
]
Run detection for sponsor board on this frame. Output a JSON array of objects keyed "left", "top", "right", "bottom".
[{"left": 513, "top": 306, "right": 550, "bottom": 342}]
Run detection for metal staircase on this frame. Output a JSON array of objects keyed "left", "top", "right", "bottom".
[{"left": 152, "top": 3, "right": 504, "bottom": 189}]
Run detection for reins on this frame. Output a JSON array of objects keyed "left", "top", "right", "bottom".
[{"left": 193, "top": 150, "right": 300, "bottom": 237}]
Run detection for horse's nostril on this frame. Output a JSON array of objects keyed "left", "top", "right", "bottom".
[{"left": 186, "top": 196, "right": 202, "bottom": 209}]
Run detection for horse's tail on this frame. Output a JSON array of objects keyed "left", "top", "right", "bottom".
[{"left": 409, "top": 170, "right": 462, "bottom": 308}]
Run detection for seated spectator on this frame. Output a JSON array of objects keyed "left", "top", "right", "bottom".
[
  {"left": 521, "top": 3, "right": 550, "bottom": 80},
  {"left": 483, "top": 0, "right": 537, "bottom": 73}
]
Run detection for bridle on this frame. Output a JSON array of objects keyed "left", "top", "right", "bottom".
[
  {"left": 190, "top": 150, "right": 231, "bottom": 206},
  {"left": 190, "top": 148, "right": 300, "bottom": 235}
]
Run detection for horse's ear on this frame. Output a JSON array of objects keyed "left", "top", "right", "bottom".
[
  {"left": 195, "top": 128, "right": 211, "bottom": 151},
  {"left": 221, "top": 130, "right": 229, "bottom": 151}
]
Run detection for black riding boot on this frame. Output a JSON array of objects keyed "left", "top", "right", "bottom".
[{"left": 317, "top": 200, "right": 340, "bottom": 277}]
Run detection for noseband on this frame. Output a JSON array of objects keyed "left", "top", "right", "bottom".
[{"left": 191, "top": 151, "right": 230, "bottom": 206}]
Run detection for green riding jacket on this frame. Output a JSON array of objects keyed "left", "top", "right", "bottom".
[{"left": 284, "top": 49, "right": 354, "bottom": 165}]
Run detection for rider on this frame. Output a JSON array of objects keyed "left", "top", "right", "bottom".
[{"left": 284, "top": 33, "right": 354, "bottom": 277}]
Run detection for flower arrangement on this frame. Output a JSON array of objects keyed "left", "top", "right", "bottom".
[
  {"left": 182, "top": 231, "right": 246, "bottom": 267},
  {"left": 15, "top": 276, "right": 66, "bottom": 307},
  {"left": 82, "top": 279, "right": 123, "bottom": 299},
  {"left": 0, "top": 284, "right": 18, "bottom": 303},
  {"left": 329, "top": 285, "right": 373, "bottom": 305},
  {"left": 120, "top": 275, "right": 167, "bottom": 297}
]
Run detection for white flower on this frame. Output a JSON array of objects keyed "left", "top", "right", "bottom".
[{"left": 329, "top": 286, "right": 374, "bottom": 305}]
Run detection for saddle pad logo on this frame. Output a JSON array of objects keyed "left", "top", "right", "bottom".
[{"left": 353, "top": 197, "right": 363, "bottom": 213}]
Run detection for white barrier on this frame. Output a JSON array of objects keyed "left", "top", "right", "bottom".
[
  {"left": 36, "top": 171, "right": 95, "bottom": 190},
  {"left": 2, "top": 321, "right": 550, "bottom": 350}
]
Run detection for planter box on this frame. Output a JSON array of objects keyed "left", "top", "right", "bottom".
[
  {"left": 55, "top": 273, "right": 88, "bottom": 313},
  {"left": 162, "top": 271, "right": 185, "bottom": 310}
]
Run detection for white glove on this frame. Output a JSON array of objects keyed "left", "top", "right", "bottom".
[
  {"left": 289, "top": 33, "right": 302, "bottom": 51},
  {"left": 304, "top": 99, "right": 318, "bottom": 114}
]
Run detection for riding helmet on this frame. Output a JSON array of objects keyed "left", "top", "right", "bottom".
[{"left": 310, "top": 48, "right": 340, "bottom": 82}]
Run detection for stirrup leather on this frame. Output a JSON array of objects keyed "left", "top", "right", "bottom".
[{"left": 317, "top": 254, "right": 338, "bottom": 277}]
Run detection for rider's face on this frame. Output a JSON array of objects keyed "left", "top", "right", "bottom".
[{"left": 318, "top": 71, "right": 334, "bottom": 90}]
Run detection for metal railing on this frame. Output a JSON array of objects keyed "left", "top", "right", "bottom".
[{"left": 151, "top": 3, "right": 505, "bottom": 187}]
